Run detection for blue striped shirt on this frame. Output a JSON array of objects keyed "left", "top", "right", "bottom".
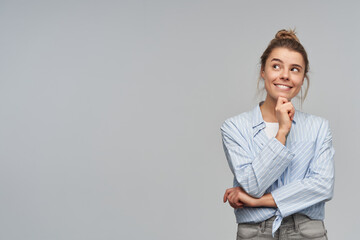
[{"left": 221, "top": 102, "right": 335, "bottom": 236}]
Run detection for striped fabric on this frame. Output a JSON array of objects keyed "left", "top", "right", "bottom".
[{"left": 221, "top": 102, "right": 335, "bottom": 236}]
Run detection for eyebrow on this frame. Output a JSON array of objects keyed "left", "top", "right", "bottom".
[{"left": 271, "top": 58, "right": 303, "bottom": 69}]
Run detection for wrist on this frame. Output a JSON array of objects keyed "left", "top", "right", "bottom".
[
  {"left": 275, "top": 133, "right": 286, "bottom": 145},
  {"left": 277, "top": 127, "right": 289, "bottom": 136},
  {"left": 276, "top": 129, "right": 289, "bottom": 145}
]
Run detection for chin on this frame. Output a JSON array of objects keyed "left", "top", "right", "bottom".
[
  {"left": 279, "top": 94, "right": 291, "bottom": 99},
  {"left": 279, "top": 92, "right": 293, "bottom": 98},
  {"left": 275, "top": 94, "right": 293, "bottom": 101},
  {"left": 268, "top": 92, "right": 294, "bottom": 102}
]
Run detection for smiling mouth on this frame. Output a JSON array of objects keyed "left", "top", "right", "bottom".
[{"left": 274, "top": 84, "right": 292, "bottom": 90}]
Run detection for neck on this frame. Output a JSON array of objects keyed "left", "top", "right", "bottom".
[{"left": 260, "top": 95, "right": 278, "bottom": 122}]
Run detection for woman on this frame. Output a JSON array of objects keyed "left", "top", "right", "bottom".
[{"left": 221, "top": 29, "right": 334, "bottom": 239}]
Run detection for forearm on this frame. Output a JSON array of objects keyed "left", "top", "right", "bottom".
[
  {"left": 237, "top": 138, "right": 294, "bottom": 198},
  {"left": 253, "top": 193, "right": 277, "bottom": 208},
  {"left": 251, "top": 177, "right": 333, "bottom": 210},
  {"left": 222, "top": 136, "right": 294, "bottom": 198},
  {"left": 271, "top": 177, "right": 334, "bottom": 217}
]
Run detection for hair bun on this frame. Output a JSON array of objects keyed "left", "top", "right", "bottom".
[{"left": 275, "top": 29, "right": 300, "bottom": 43}]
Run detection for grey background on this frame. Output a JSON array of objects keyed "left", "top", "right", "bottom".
[{"left": 0, "top": 0, "right": 358, "bottom": 239}]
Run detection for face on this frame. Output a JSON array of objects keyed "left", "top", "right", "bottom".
[{"left": 261, "top": 47, "right": 305, "bottom": 102}]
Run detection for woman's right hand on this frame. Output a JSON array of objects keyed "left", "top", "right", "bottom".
[{"left": 275, "top": 97, "right": 295, "bottom": 145}]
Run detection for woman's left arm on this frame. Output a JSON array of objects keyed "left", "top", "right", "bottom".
[
  {"left": 270, "top": 119, "right": 334, "bottom": 217},
  {"left": 225, "top": 119, "right": 335, "bottom": 213}
]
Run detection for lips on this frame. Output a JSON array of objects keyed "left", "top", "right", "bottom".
[{"left": 274, "top": 84, "right": 292, "bottom": 89}]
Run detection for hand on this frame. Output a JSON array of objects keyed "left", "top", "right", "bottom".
[
  {"left": 223, "top": 187, "right": 257, "bottom": 208},
  {"left": 275, "top": 96, "right": 295, "bottom": 133},
  {"left": 275, "top": 97, "right": 295, "bottom": 144}
]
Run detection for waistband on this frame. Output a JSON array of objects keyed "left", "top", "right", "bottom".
[{"left": 259, "top": 214, "right": 314, "bottom": 232}]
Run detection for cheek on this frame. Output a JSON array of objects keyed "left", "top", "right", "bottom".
[
  {"left": 292, "top": 79, "right": 304, "bottom": 94},
  {"left": 266, "top": 69, "right": 280, "bottom": 79},
  {"left": 263, "top": 73, "right": 278, "bottom": 87},
  {"left": 294, "top": 77, "right": 305, "bottom": 87},
  {"left": 263, "top": 77, "right": 272, "bottom": 89}
]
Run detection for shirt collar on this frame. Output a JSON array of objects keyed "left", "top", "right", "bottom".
[{"left": 252, "top": 101, "right": 297, "bottom": 136}]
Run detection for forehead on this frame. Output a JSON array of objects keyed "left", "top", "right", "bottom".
[{"left": 267, "top": 47, "right": 305, "bottom": 66}]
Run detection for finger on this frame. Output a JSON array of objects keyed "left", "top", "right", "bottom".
[
  {"left": 281, "top": 102, "right": 295, "bottom": 116},
  {"left": 276, "top": 97, "right": 288, "bottom": 107},
  {"left": 228, "top": 192, "right": 235, "bottom": 203},
  {"left": 229, "top": 200, "right": 243, "bottom": 209},
  {"left": 288, "top": 106, "right": 295, "bottom": 120},
  {"left": 224, "top": 188, "right": 236, "bottom": 202},
  {"left": 289, "top": 111, "right": 295, "bottom": 121},
  {"left": 282, "top": 102, "right": 293, "bottom": 110},
  {"left": 228, "top": 192, "right": 242, "bottom": 206},
  {"left": 277, "top": 96, "right": 288, "bottom": 103},
  {"left": 235, "top": 201, "right": 244, "bottom": 208},
  {"left": 229, "top": 201, "right": 237, "bottom": 209},
  {"left": 276, "top": 98, "right": 291, "bottom": 114},
  {"left": 223, "top": 189, "right": 230, "bottom": 203},
  {"left": 229, "top": 193, "right": 239, "bottom": 206},
  {"left": 284, "top": 102, "right": 294, "bottom": 110}
]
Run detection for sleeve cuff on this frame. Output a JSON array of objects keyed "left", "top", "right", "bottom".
[
  {"left": 271, "top": 189, "right": 290, "bottom": 219},
  {"left": 268, "top": 137, "right": 293, "bottom": 157},
  {"left": 266, "top": 137, "right": 295, "bottom": 168}
]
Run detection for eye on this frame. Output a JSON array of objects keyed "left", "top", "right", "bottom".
[
  {"left": 291, "top": 67, "right": 300, "bottom": 72},
  {"left": 272, "top": 64, "right": 280, "bottom": 70}
]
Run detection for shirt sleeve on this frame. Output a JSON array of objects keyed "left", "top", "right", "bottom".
[
  {"left": 271, "top": 119, "right": 335, "bottom": 218},
  {"left": 221, "top": 119, "right": 295, "bottom": 198}
]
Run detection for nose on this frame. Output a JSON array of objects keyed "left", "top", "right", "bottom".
[{"left": 280, "top": 69, "right": 289, "bottom": 80}]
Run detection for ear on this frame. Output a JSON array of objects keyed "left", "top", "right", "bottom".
[{"left": 260, "top": 67, "right": 265, "bottom": 79}]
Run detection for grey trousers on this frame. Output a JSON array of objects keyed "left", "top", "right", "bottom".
[{"left": 236, "top": 214, "right": 328, "bottom": 240}]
